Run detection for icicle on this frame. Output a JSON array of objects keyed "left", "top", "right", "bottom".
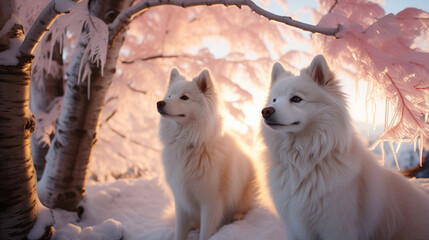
[
  {"left": 419, "top": 133, "right": 424, "bottom": 167},
  {"left": 380, "top": 142, "right": 385, "bottom": 166},
  {"left": 365, "top": 82, "right": 370, "bottom": 136},
  {"left": 388, "top": 141, "right": 400, "bottom": 170},
  {"left": 384, "top": 97, "right": 388, "bottom": 133},
  {"left": 81, "top": 63, "right": 92, "bottom": 100},
  {"left": 354, "top": 77, "right": 359, "bottom": 101},
  {"left": 369, "top": 139, "right": 380, "bottom": 151},
  {"left": 87, "top": 74, "right": 91, "bottom": 100},
  {"left": 413, "top": 134, "right": 418, "bottom": 152},
  {"left": 47, "top": 34, "right": 55, "bottom": 74},
  {"left": 395, "top": 140, "right": 402, "bottom": 153},
  {"left": 77, "top": 49, "right": 87, "bottom": 84},
  {"left": 372, "top": 98, "right": 376, "bottom": 131},
  {"left": 387, "top": 103, "right": 400, "bottom": 129}
]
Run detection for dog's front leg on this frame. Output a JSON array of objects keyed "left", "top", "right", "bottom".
[
  {"left": 199, "top": 202, "right": 222, "bottom": 240},
  {"left": 174, "top": 204, "right": 191, "bottom": 240}
]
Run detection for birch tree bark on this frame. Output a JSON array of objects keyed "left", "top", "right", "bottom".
[
  {"left": 0, "top": 38, "right": 39, "bottom": 240},
  {"left": 0, "top": 0, "right": 58, "bottom": 238},
  {"left": 39, "top": 0, "right": 133, "bottom": 211}
]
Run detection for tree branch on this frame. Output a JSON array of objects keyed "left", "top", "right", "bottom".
[
  {"left": 19, "top": 0, "right": 81, "bottom": 58},
  {"left": 109, "top": 0, "right": 341, "bottom": 45},
  {"left": 120, "top": 54, "right": 183, "bottom": 64},
  {"left": 328, "top": 0, "right": 338, "bottom": 13}
]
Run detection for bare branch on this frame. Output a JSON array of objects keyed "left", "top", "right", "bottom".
[
  {"left": 121, "top": 54, "right": 184, "bottom": 64},
  {"left": 107, "top": 122, "right": 161, "bottom": 152},
  {"left": 19, "top": 0, "right": 82, "bottom": 58},
  {"left": 127, "top": 82, "right": 147, "bottom": 94},
  {"left": 328, "top": 0, "right": 338, "bottom": 13},
  {"left": 109, "top": 0, "right": 341, "bottom": 45}
]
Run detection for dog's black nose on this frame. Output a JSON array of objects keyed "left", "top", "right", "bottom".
[
  {"left": 157, "top": 101, "right": 166, "bottom": 109},
  {"left": 261, "top": 107, "right": 275, "bottom": 119}
]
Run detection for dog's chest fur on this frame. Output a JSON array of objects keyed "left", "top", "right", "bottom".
[
  {"left": 162, "top": 136, "right": 223, "bottom": 210},
  {"left": 267, "top": 136, "right": 361, "bottom": 231}
]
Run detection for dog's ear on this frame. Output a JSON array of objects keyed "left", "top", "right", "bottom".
[
  {"left": 169, "top": 68, "right": 181, "bottom": 86},
  {"left": 271, "top": 62, "right": 292, "bottom": 86},
  {"left": 306, "top": 55, "right": 333, "bottom": 86},
  {"left": 193, "top": 69, "right": 213, "bottom": 93}
]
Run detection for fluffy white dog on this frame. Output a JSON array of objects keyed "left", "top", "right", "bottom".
[
  {"left": 261, "top": 55, "right": 429, "bottom": 240},
  {"left": 157, "top": 68, "right": 258, "bottom": 240}
]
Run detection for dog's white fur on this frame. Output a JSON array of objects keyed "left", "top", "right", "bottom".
[
  {"left": 158, "top": 69, "right": 258, "bottom": 240},
  {"left": 261, "top": 55, "right": 429, "bottom": 240}
]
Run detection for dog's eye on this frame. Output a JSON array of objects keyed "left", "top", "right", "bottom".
[
  {"left": 273, "top": 98, "right": 276, "bottom": 103},
  {"left": 180, "top": 95, "right": 189, "bottom": 101},
  {"left": 290, "top": 96, "right": 302, "bottom": 103}
]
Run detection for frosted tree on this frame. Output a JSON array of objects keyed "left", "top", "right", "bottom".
[
  {"left": 313, "top": 0, "right": 429, "bottom": 168},
  {"left": 37, "top": 0, "right": 135, "bottom": 212}
]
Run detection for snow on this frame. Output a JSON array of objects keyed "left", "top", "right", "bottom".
[
  {"left": 51, "top": 177, "right": 286, "bottom": 240},
  {"left": 54, "top": 219, "right": 124, "bottom": 240},
  {"left": 0, "top": 13, "right": 23, "bottom": 66},
  {"left": 0, "top": 14, "right": 24, "bottom": 65},
  {"left": 32, "top": 97, "right": 63, "bottom": 147},
  {"left": 47, "top": 163, "right": 429, "bottom": 240},
  {"left": 27, "top": 199, "right": 54, "bottom": 240},
  {"left": 0, "top": 38, "right": 21, "bottom": 65},
  {"left": 54, "top": 0, "right": 77, "bottom": 13}
]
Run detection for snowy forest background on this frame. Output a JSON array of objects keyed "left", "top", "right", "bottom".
[{"left": 1, "top": 0, "right": 429, "bottom": 239}]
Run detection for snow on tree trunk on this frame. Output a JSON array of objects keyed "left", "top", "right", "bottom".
[
  {"left": 31, "top": 32, "right": 64, "bottom": 181},
  {"left": 39, "top": 0, "right": 132, "bottom": 211}
]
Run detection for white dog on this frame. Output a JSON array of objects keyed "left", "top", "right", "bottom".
[
  {"left": 261, "top": 55, "right": 429, "bottom": 240},
  {"left": 157, "top": 68, "right": 258, "bottom": 240}
]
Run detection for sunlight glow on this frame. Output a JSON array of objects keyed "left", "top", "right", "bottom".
[
  {"left": 342, "top": 77, "right": 387, "bottom": 133},
  {"left": 219, "top": 70, "right": 268, "bottom": 140}
]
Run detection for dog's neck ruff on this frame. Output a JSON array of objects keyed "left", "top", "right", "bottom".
[
  {"left": 265, "top": 115, "right": 355, "bottom": 178},
  {"left": 160, "top": 115, "right": 222, "bottom": 149},
  {"left": 266, "top": 127, "right": 362, "bottom": 202}
]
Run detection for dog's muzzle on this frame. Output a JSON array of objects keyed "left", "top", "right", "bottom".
[
  {"left": 262, "top": 107, "right": 275, "bottom": 119},
  {"left": 157, "top": 101, "right": 166, "bottom": 110}
]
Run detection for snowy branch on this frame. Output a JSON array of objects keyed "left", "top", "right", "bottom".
[
  {"left": 19, "top": 0, "right": 81, "bottom": 58},
  {"left": 109, "top": 0, "right": 341, "bottom": 45}
]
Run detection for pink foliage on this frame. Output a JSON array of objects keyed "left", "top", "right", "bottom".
[
  {"left": 118, "top": 4, "right": 305, "bottom": 144},
  {"left": 315, "top": 0, "right": 429, "bottom": 164}
]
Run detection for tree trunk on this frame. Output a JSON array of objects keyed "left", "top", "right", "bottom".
[
  {"left": 0, "top": 2, "right": 52, "bottom": 238},
  {"left": 0, "top": 60, "right": 40, "bottom": 240},
  {"left": 39, "top": 0, "right": 133, "bottom": 211},
  {"left": 31, "top": 32, "right": 64, "bottom": 181}
]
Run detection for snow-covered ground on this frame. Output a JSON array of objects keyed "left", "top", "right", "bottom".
[
  {"left": 49, "top": 170, "right": 429, "bottom": 240},
  {"left": 52, "top": 175, "right": 289, "bottom": 240},
  {"left": 42, "top": 71, "right": 429, "bottom": 240}
]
